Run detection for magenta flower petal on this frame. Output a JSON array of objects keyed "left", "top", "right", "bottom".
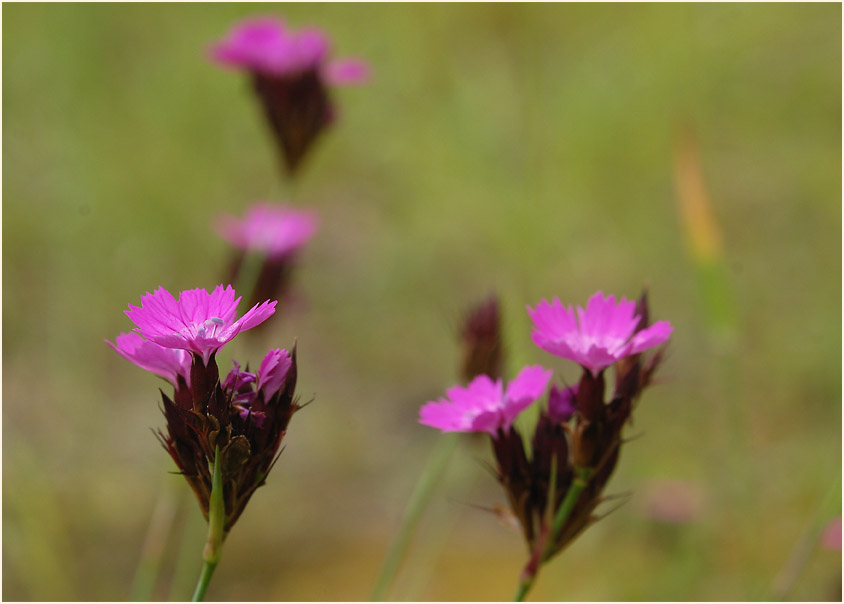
[
  {"left": 419, "top": 368, "right": 551, "bottom": 436},
  {"left": 502, "top": 366, "right": 553, "bottom": 426},
  {"left": 627, "top": 321, "right": 674, "bottom": 355},
  {"left": 210, "top": 17, "right": 329, "bottom": 77},
  {"left": 257, "top": 348, "right": 292, "bottom": 400},
  {"left": 528, "top": 291, "right": 672, "bottom": 375},
  {"left": 107, "top": 332, "right": 192, "bottom": 387},
  {"left": 125, "top": 285, "right": 277, "bottom": 365},
  {"left": 222, "top": 361, "right": 257, "bottom": 392},
  {"left": 324, "top": 58, "right": 371, "bottom": 85},
  {"left": 216, "top": 203, "right": 319, "bottom": 260}
]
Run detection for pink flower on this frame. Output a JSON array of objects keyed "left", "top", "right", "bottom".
[
  {"left": 216, "top": 203, "right": 319, "bottom": 260},
  {"left": 822, "top": 516, "right": 842, "bottom": 551},
  {"left": 107, "top": 332, "right": 192, "bottom": 388},
  {"left": 125, "top": 285, "right": 276, "bottom": 365},
  {"left": 222, "top": 360, "right": 258, "bottom": 406},
  {"left": 210, "top": 17, "right": 369, "bottom": 84},
  {"left": 419, "top": 366, "right": 553, "bottom": 436},
  {"left": 528, "top": 291, "right": 673, "bottom": 375},
  {"left": 257, "top": 348, "right": 293, "bottom": 401}
]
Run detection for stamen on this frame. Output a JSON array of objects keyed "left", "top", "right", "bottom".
[
  {"left": 197, "top": 327, "right": 207, "bottom": 338},
  {"left": 206, "top": 317, "right": 224, "bottom": 326}
]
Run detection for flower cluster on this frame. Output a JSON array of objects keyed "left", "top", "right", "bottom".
[
  {"left": 108, "top": 285, "right": 300, "bottom": 532},
  {"left": 420, "top": 291, "right": 672, "bottom": 558},
  {"left": 216, "top": 202, "right": 319, "bottom": 309},
  {"left": 210, "top": 17, "right": 370, "bottom": 174}
]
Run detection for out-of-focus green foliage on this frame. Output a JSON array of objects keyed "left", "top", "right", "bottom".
[{"left": 3, "top": 4, "right": 841, "bottom": 601}]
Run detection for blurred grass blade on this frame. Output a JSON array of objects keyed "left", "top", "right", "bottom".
[
  {"left": 672, "top": 124, "right": 736, "bottom": 339},
  {"left": 370, "top": 433, "right": 459, "bottom": 601},
  {"left": 771, "top": 475, "right": 842, "bottom": 600},
  {"left": 129, "top": 473, "right": 182, "bottom": 601},
  {"left": 672, "top": 124, "right": 746, "bottom": 493}
]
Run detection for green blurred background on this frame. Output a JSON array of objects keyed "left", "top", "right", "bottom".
[{"left": 3, "top": 3, "right": 841, "bottom": 601}]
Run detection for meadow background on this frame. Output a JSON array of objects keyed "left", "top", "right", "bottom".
[{"left": 3, "top": 3, "right": 841, "bottom": 601}]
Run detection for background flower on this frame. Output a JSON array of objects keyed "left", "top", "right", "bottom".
[
  {"left": 216, "top": 203, "right": 319, "bottom": 260},
  {"left": 210, "top": 16, "right": 369, "bottom": 83},
  {"left": 210, "top": 15, "right": 370, "bottom": 173}
]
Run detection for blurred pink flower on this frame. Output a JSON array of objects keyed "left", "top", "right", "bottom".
[
  {"left": 125, "top": 285, "right": 276, "bottom": 365},
  {"left": 822, "top": 516, "right": 842, "bottom": 551},
  {"left": 210, "top": 16, "right": 370, "bottom": 174},
  {"left": 419, "top": 366, "right": 552, "bottom": 436},
  {"left": 216, "top": 203, "right": 319, "bottom": 260},
  {"left": 210, "top": 16, "right": 369, "bottom": 84},
  {"left": 640, "top": 479, "right": 706, "bottom": 524},
  {"left": 107, "top": 332, "right": 192, "bottom": 388},
  {"left": 527, "top": 291, "right": 673, "bottom": 375}
]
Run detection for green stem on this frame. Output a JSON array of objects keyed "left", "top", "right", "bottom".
[
  {"left": 191, "top": 559, "right": 218, "bottom": 603},
  {"left": 370, "top": 433, "right": 459, "bottom": 601},
  {"left": 191, "top": 447, "right": 227, "bottom": 602},
  {"left": 546, "top": 468, "right": 592, "bottom": 559},
  {"left": 234, "top": 251, "right": 265, "bottom": 308},
  {"left": 513, "top": 467, "right": 592, "bottom": 602},
  {"left": 514, "top": 577, "right": 533, "bottom": 602}
]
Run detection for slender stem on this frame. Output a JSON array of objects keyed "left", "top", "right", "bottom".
[
  {"left": 370, "top": 433, "right": 459, "bottom": 601},
  {"left": 547, "top": 468, "right": 592, "bottom": 558},
  {"left": 514, "top": 577, "right": 533, "bottom": 602},
  {"left": 191, "top": 447, "right": 227, "bottom": 602},
  {"left": 191, "top": 559, "right": 218, "bottom": 603},
  {"left": 513, "top": 467, "right": 592, "bottom": 602},
  {"left": 235, "top": 251, "right": 266, "bottom": 308},
  {"left": 771, "top": 475, "right": 842, "bottom": 600}
]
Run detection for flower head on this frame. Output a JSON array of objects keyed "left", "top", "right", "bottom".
[
  {"left": 210, "top": 17, "right": 369, "bottom": 83},
  {"left": 257, "top": 348, "right": 293, "bottom": 401},
  {"left": 222, "top": 360, "right": 258, "bottom": 406},
  {"left": 125, "top": 285, "right": 276, "bottom": 365},
  {"left": 419, "top": 366, "right": 552, "bottom": 436},
  {"left": 159, "top": 345, "right": 299, "bottom": 532},
  {"left": 216, "top": 203, "right": 319, "bottom": 260},
  {"left": 459, "top": 295, "right": 504, "bottom": 382},
  {"left": 210, "top": 16, "right": 370, "bottom": 174},
  {"left": 527, "top": 291, "right": 673, "bottom": 375},
  {"left": 107, "top": 332, "right": 192, "bottom": 388}
]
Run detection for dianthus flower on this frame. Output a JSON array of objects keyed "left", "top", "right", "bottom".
[
  {"left": 527, "top": 291, "right": 673, "bottom": 375},
  {"left": 210, "top": 16, "right": 369, "bottom": 174},
  {"left": 419, "top": 366, "right": 552, "bottom": 436},
  {"left": 110, "top": 287, "right": 301, "bottom": 542},
  {"left": 125, "top": 284, "right": 276, "bottom": 366},
  {"left": 216, "top": 203, "right": 319, "bottom": 311},
  {"left": 419, "top": 289, "right": 672, "bottom": 598},
  {"left": 217, "top": 203, "right": 319, "bottom": 261},
  {"left": 459, "top": 295, "right": 504, "bottom": 383}
]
